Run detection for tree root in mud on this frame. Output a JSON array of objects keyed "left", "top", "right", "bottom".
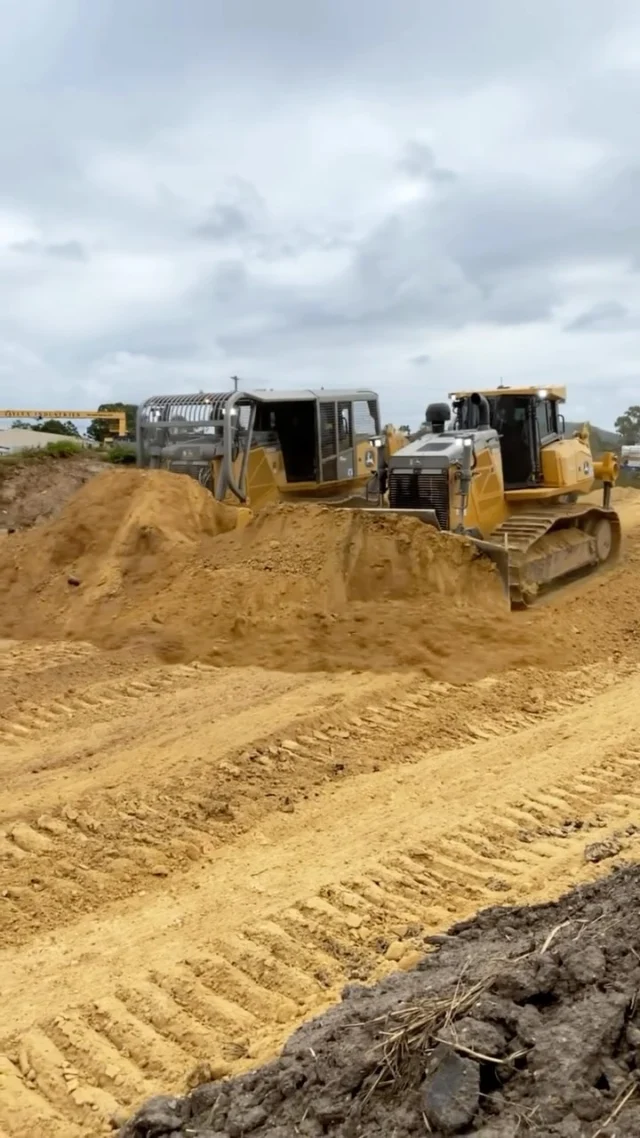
[{"left": 119, "top": 864, "right": 640, "bottom": 1137}]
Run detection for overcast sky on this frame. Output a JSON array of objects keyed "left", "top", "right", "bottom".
[{"left": 1, "top": 0, "right": 640, "bottom": 429}]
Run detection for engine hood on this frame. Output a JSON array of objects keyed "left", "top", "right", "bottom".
[{"left": 388, "top": 428, "right": 498, "bottom": 471}]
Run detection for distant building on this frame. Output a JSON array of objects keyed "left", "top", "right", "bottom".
[
  {"left": 621, "top": 445, "right": 640, "bottom": 470},
  {"left": 0, "top": 428, "right": 95, "bottom": 454}
]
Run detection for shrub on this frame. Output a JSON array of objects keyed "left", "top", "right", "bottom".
[
  {"left": 39, "top": 439, "right": 84, "bottom": 458},
  {"left": 0, "top": 439, "right": 83, "bottom": 464},
  {"left": 102, "top": 442, "right": 137, "bottom": 464}
]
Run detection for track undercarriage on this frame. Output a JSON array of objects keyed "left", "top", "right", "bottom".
[{"left": 487, "top": 504, "right": 622, "bottom": 608}]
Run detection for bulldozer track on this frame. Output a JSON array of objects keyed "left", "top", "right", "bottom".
[
  {"left": 0, "top": 641, "right": 97, "bottom": 674},
  {"left": 0, "top": 658, "right": 627, "bottom": 946},
  {"left": 490, "top": 504, "right": 622, "bottom": 606},
  {"left": 0, "top": 660, "right": 224, "bottom": 748},
  {"left": 1, "top": 663, "right": 640, "bottom": 1136}
]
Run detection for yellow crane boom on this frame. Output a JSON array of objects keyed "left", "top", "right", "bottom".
[{"left": 0, "top": 409, "right": 127, "bottom": 436}]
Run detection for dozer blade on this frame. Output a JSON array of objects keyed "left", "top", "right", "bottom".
[
  {"left": 325, "top": 503, "right": 511, "bottom": 599},
  {"left": 382, "top": 510, "right": 511, "bottom": 599},
  {"left": 335, "top": 504, "right": 443, "bottom": 525},
  {"left": 328, "top": 493, "right": 381, "bottom": 509},
  {"left": 465, "top": 537, "right": 511, "bottom": 599},
  {"left": 338, "top": 504, "right": 512, "bottom": 598}
]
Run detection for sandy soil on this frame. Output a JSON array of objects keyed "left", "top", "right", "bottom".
[
  {"left": 1, "top": 477, "right": 640, "bottom": 1136},
  {"left": 0, "top": 454, "right": 106, "bottom": 532}
]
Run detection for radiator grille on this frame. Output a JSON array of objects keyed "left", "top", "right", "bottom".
[{"left": 389, "top": 469, "right": 450, "bottom": 530}]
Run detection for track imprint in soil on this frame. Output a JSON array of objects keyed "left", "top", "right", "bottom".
[{"left": 2, "top": 661, "right": 640, "bottom": 1134}]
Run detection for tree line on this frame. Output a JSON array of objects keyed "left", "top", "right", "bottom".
[{"left": 614, "top": 406, "right": 640, "bottom": 447}]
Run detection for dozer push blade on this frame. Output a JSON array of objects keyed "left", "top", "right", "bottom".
[
  {"left": 465, "top": 537, "right": 511, "bottom": 602},
  {"left": 336, "top": 504, "right": 512, "bottom": 600},
  {"left": 335, "top": 504, "right": 443, "bottom": 526}
]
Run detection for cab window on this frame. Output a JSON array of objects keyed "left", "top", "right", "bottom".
[{"left": 536, "top": 399, "right": 557, "bottom": 441}]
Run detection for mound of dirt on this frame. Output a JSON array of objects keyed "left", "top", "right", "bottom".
[
  {"left": 29, "top": 465, "right": 243, "bottom": 572},
  {"left": 120, "top": 864, "right": 640, "bottom": 1138},
  {"left": 0, "top": 453, "right": 105, "bottom": 530},
  {"left": 0, "top": 468, "right": 586, "bottom": 678}
]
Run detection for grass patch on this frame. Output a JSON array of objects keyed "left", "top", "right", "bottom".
[
  {"left": 0, "top": 438, "right": 84, "bottom": 462},
  {"left": 0, "top": 439, "right": 86, "bottom": 481}
]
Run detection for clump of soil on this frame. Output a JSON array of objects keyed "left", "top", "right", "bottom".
[
  {"left": 0, "top": 468, "right": 570, "bottom": 680},
  {"left": 0, "top": 453, "right": 105, "bottom": 530},
  {"left": 120, "top": 864, "right": 640, "bottom": 1137}
]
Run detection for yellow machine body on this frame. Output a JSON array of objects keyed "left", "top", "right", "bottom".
[
  {"left": 446, "top": 430, "right": 609, "bottom": 537},
  {"left": 381, "top": 384, "right": 621, "bottom": 606},
  {"left": 208, "top": 422, "right": 409, "bottom": 512}
]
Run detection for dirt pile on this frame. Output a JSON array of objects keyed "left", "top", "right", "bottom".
[
  {"left": 0, "top": 468, "right": 561, "bottom": 679},
  {"left": 22, "top": 465, "right": 242, "bottom": 574},
  {"left": 0, "top": 468, "right": 243, "bottom": 633},
  {"left": 0, "top": 468, "right": 612, "bottom": 678},
  {"left": 0, "top": 453, "right": 105, "bottom": 530},
  {"left": 120, "top": 864, "right": 640, "bottom": 1138}
]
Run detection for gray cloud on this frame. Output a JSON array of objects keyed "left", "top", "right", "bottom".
[
  {"left": 194, "top": 204, "right": 250, "bottom": 242},
  {"left": 192, "top": 179, "right": 268, "bottom": 244},
  {"left": 47, "top": 240, "right": 88, "bottom": 261},
  {"left": 565, "top": 301, "right": 631, "bottom": 332},
  {"left": 399, "top": 142, "right": 457, "bottom": 185},
  {"left": 429, "top": 167, "right": 640, "bottom": 286},
  {"left": 0, "top": 0, "right": 639, "bottom": 427},
  {"left": 11, "top": 238, "right": 88, "bottom": 261},
  {"left": 25, "top": 0, "right": 626, "bottom": 93}
]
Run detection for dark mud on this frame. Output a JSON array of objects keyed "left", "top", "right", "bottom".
[{"left": 120, "top": 865, "right": 640, "bottom": 1137}]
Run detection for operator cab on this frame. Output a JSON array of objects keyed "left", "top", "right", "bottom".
[{"left": 451, "top": 386, "right": 565, "bottom": 490}]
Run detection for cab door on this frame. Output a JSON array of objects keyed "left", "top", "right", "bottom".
[
  {"left": 317, "top": 398, "right": 355, "bottom": 483},
  {"left": 336, "top": 400, "right": 355, "bottom": 481}
]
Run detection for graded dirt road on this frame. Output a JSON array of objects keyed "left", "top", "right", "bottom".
[{"left": 2, "top": 481, "right": 640, "bottom": 1136}]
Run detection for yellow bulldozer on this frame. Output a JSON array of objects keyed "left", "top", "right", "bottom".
[
  {"left": 136, "top": 383, "right": 620, "bottom": 607},
  {"left": 379, "top": 385, "right": 620, "bottom": 606}
]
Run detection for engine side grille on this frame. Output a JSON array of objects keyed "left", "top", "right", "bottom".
[{"left": 389, "top": 469, "right": 450, "bottom": 530}]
